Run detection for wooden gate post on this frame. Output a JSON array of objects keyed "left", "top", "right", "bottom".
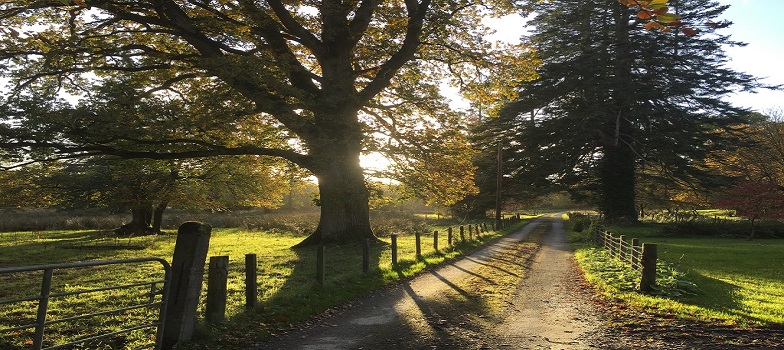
[
  {"left": 447, "top": 227, "right": 453, "bottom": 246},
  {"left": 460, "top": 226, "right": 465, "bottom": 241},
  {"left": 206, "top": 256, "right": 229, "bottom": 323},
  {"left": 163, "top": 222, "right": 211, "bottom": 349},
  {"left": 391, "top": 234, "right": 398, "bottom": 266},
  {"left": 640, "top": 243, "right": 658, "bottom": 292},
  {"left": 245, "top": 254, "right": 258, "bottom": 309},
  {"left": 433, "top": 231, "right": 439, "bottom": 252},
  {"left": 415, "top": 232, "right": 422, "bottom": 259}
]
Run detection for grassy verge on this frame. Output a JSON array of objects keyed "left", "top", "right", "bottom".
[
  {"left": 567, "top": 221, "right": 784, "bottom": 327},
  {"left": 0, "top": 216, "right": 536, "bottom": 349}
]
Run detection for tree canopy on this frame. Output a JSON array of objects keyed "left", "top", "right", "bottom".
[
  {"left": 0, "top": 0, "right": 536, "bottom": 244},
  {"left": 471, "top": 0, "right": 765, "bottom": 222}
]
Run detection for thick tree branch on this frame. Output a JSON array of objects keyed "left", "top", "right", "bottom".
[{"left": 357, "top": 0, "right": 432, "bottom": 104}]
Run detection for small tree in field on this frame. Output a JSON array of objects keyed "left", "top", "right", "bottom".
[{"left": 716, "top": 181, "right": 784, "bottom": 239}]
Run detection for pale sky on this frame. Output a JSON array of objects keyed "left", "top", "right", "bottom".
[
  {"left": 720, "top": 0, "right": 784, "bottom": 113},
  {"left": 481, "top": 0, "right": 784, "bottom": 113}
]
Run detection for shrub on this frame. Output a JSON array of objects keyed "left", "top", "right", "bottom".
[{"left": 659, "top": 220, "right": 784, "bottom": 238}]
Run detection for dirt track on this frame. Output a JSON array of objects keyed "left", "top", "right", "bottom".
[{"left": 254, "top": 215, "right": 602, "bottom": 349}]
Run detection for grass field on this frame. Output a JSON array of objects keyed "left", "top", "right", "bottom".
[
  {"left": 571, "top": 222, "right": 784, "bottom": 327},
  {"left": 0, "top": 215, "right": 535, "bottom": 349}
]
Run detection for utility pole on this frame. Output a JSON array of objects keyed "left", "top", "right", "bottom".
[{"left": 495, "top": 140, "right": 503, "bottom": 229}]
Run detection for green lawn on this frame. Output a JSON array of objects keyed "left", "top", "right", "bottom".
[
  {"left": 0, "top": 217, "right": 534, "bottom": 349},
  {"left": 573, "top": 223, "right": 784, "bottom": 327}
]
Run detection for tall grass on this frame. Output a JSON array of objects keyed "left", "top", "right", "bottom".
[
  {"left": 0, "top": 211, "right": 533, "bottom": 349},
  {"left": 570, "top": 220, "right": 784, "bottom": 327}
]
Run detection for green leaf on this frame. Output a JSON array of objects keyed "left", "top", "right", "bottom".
[{"left": 657, "top": 13, "right": 681, "bottom": 24}]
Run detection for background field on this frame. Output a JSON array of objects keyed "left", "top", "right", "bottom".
[
  {"left": 0, "top": 212, "right": 534, "bottom": 349},
  {"left": 571, "top": 220, "right": 784, "bottom": 327}
]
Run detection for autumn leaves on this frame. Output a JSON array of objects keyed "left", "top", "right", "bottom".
[{"left": 620, "top": 0, "right": 699, "bottom": 36}]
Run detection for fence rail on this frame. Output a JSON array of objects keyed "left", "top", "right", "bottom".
[
  {"left": 594, "top": 230, "right": 658, "bottom": 292},
  {"left": 0, "top": 257, "right": 171, "bottom": 350},
  {"left": 206, "top": 217, "right": 523, "bottom": 316}
]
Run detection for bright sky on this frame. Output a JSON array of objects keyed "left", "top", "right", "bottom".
[
  {"left": 720, "top": 0, "right": 784, "bottom": 112},
  {"left": 482, "top": 0, "right": 784, "bottom": 113}
]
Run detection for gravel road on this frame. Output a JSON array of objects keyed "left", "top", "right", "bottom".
[{"left": 254, "top": 214, "right": 603, "bottom": 350}]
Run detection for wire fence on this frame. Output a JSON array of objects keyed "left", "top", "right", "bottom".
[{"left": 594, "top": 230, "right": 658, "bottom": 292}]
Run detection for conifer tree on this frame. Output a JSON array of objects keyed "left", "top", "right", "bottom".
[{"left": 492, "top": 0, "right": 764, "bottom": 222}]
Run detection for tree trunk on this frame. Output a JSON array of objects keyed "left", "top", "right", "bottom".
[
  {"left": 152, "top": 200, "right": 168, "bottom": 233},
  {"left": 599, "top": 2, "right": 638, "bottom": 224},
  {"left": 599, "top": 141, "right": 638, "bottom": 223},
  {"left": 295, "top": 129, "right": 375, "bottom": 247},
  {"left": 116, "top": 202, "right": 154, "bottom": 236}
]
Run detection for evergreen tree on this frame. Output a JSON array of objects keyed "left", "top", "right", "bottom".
[{"left": 493, "top": 0, "right": 763, "bottom": 222}]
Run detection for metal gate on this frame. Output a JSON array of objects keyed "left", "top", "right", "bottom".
[{"left": 0, "top": 257, "right": 171, "bottom": 350}]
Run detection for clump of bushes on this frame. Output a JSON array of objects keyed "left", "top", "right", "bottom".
[
  {"left": 568, "top": 212, "right": 602, "bottom": 243},
  {"left": 659, "top": 220, "right": 784, "bottom": 238}
]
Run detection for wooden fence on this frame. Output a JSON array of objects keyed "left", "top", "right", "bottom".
[
  {"left": 201, "top": 217, "right": 523, "bottom": 323},
  {"left": 594, "top": 230, "right": 658, "bottom": 292}
]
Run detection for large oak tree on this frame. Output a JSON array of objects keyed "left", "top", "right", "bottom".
[{"left": 0, "top": 0, "right": 531, "bottom": 245}]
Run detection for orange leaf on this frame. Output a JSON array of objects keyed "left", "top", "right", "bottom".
[
  {"left": 637, "top": 11, "right": 652, "bottom": 20},
  {"left": 654, "top": 6, "right": 669, "bottom": 15},
  {"left": 619, "top": 0, "right": 637, "bottom": 6},
  {"left": 682, "top": 27, "right": 698, "bottom": 36},
  {"left": 645, "top": 21, "right": 665, "bottom": 31}
]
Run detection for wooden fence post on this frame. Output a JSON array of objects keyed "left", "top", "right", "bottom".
[
  {"left": 460, "top": 226, "right": 465, "bottom": 241},
  {"left": 163, "top": 222, "right": 212, "bottom": 348},
  {"left": 245, "top": 254, "right": 258, "bottom": 309},
  {"left": 640, "top": 243, "right": 658, "bottom": 292},
  {"left": 415, "top": 232, "right": 422, "bottom": 259},
  {"left": 618, "top": 235, "right": 626, "bottom": 260},
  {"left": 475, "top": 224, "right": 480, "bottom": 237},
  {"left": 630, "top": 238, "right": 640, "bottom": 268},
  {"left": 391, "top": 234, "right": 398, "bottom": 266},
  {"left": 362, "top": 238, "right": 370, "bottom": 274},
  {"left": 433, "top": 231, "right": 439, "bottom": 252},
  {"left": 468, "top": 225, "right": 473, "bottom": 240},
  {"left": 206, "top": 256, "right": 229, "bottom": 323},
  {"left": 316, "top": 245, "right": 325, "bottom": 285},
  {"left": 447, "top": 227, "right": 453, "bottom": 246}
]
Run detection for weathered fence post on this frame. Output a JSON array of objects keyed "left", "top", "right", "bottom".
[
  {"left": 316, "top": 245, "right": 325, "bottom": 285},
  {"left": 630, "top": 238, "right": 640, "bottom": 268},
  {"left": 391, "top": 234, "right": 398, "bottom": 266},
  {"left": 362, "top": 238, "right": 370, "bottom": 274},
  {"left": 460, "top": 226, "right": 465, "bottom": 241},
  {"left": 640, "top": 243, "right": 658, "bottom": 292},
  {"left": 433, "top": 231, "right": 439, "bottom": 252},
  {"left": 447, "top": 227, "right": 453, "bottom": 246},
  {"left": 245, "top": 254, "right": 258, "bottom": 309},
  {"left": 163, "top": 222, "right": 212, "bottom": 349},
  {"left": 206, "top": 255, "right": 229, "bottom": 323},
  {"left": 475, "top": 224, "right": 480, "bottom": 237},
  {"left": 491, "top": 222, "right": 496, "bottom": 231},
  {"left": 468, "top": 225, "right": 473, "bottom": 240},
  {"left": 618, "top": 235, "right": 626, "bottom": 260},
  {"left": 415, "top": 232, "right": 422, "bottom": 259}
]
